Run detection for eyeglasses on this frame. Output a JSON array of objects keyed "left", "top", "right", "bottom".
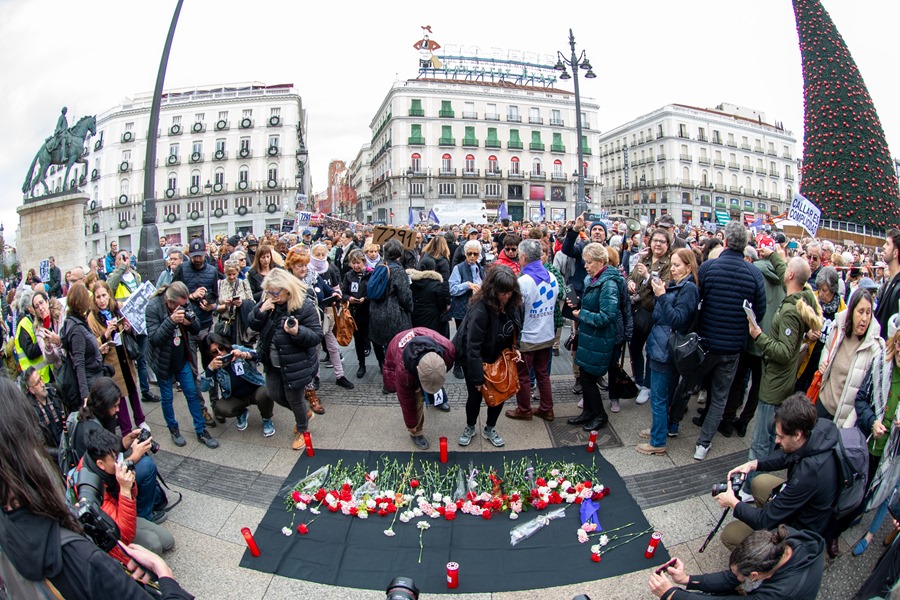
[
  {"left": 265, "top": 289, "right": 282, "bottom": 298},
  {"left": 651, "top": 239, "right": 667, "bottom": 245},
  {"left": 807, "top": 255, "right": 821, "bottom": 261},
  {"left": 505, "top": 247, "right": 518, "bottom": 253},
  {"left": 465, "top": 252, "right": 480, "bottom": 257}
]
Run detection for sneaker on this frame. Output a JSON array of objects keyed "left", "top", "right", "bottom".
[
  {"left": 639, "top": 428, "right": 651, "bottom": 439},
  {"left": 482, "top": 426, "right": 505, "bottom": 447},
  {"left": 169, "top": 427, "right": 186, "bottom": 447},
  {"left": 203, "top": 407, "right": 216, "bottom": 428},
  {"left": 142, "top": 391, "right": 161, "bottom": 403},
  {"left": 577, "top": 398, "right": 584, "bottom": 409},
  {"left": 410, "top": 435, "right": 430, "bottom": 450},
  {"left": 335, "top": 376, "right": 355, "bottom": 389},
  {"left": 738, "top": 489, "right": 754, "bottom": 503},
  {"left": 636, "top": 442, "right": 667, "bottom": 456},
  {"left": 197, "top": 429, "right": 220, "bottom": 449},
  {"left": 667, "top": 423, "right": 680, "bottom": 438},
  {"left": 323, "top": 360, "right": 333, "bottom": 369},
  {"left": 635, "top": 387, "right": 650, "bottom": 405},
  {"left": 693, "top": 444, "right": 710, "bottom": 461},
  {"left": 458, "top": 425, "right": 476, "bottom": 446},
  {"left": 436, "top": 401, "right": 451, "bottom": 412},
  {"left": 691, "top": 416, "right": 704, "bottom": 428},
  {"left": 733, "top": 420, "right": 749, "bottom": 438},
  {"left": 599, "top": 376, "right": 608, "bottom": 391},
  {"left": 356, "top": 365, "right": 366, "bottom": 379},
  {"left": 236, "top": 409, "right": 249, "bottom": 431},
  {"left": 313, "top": 376, "right": 320, "bottom": 390},
  {"left": 697, "top": 390, "right": 707, "bottom": 405},
  {"left": 853, "top": 535, "right": 871, "bottom": 557},
  {"left": 453, "top": 365, "right": 464, "bottom": 379},
  {"left": 139, "top": 421, "right": 152, "bottom": 433},
  {"left": 262, "top": 418, "right": 275, "bottom": 437},
  {"left": 610, "top": 399, "right": 621, "bottom": 413},
  {"left": 572, "top": 380, "right": 583, "bottom": 395},
  {"left": 150, "top": 509, "right": 168, "bottom": 524}
]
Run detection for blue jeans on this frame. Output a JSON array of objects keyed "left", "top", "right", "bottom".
[
  {"left": 133, "top": 454, "right": 160, "bottom": 520},
  {"left": 135, "top": 334, "right": 150, "bottom": 395},
  {"left": 747, "top": 401, "right": 777, "bottom": 486},
  {"left": 157, "top": 361, "right": 206, "bottom": 435},
  {"left": 648, "top": 367, "right": 671, "bottom": 447}
]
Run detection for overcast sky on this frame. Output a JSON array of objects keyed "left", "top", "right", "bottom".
[{"left": 2, "top": 0, "right": 897, "bottom": 245}]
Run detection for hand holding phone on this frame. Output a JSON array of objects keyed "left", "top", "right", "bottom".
[
  {"left": 743, "top": 299, "right": 758, "bottom": 326},
  {"left": 655, "top": 558, "right": 678, "bottom": 576}
]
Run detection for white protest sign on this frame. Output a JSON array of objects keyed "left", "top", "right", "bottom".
[
  {"left": 39, "top": 260, "right": 50, "bottom": 282},
  {"left": 788, "top": 193, "right": 821, "bottom": 237},
  {"left": 120, "top": 281, "right": 156, "bottom": 335}
]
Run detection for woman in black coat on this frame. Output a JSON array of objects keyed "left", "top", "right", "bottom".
[
  {"left": 369, "top": 240, "right": 413, "bottom": 371},
  {"left": 422, "top": 235, "right": 452, "bottom": 282},
  {"left": 60, "top": 283, "right": 104, "bottom": 406},
  {"left": 408, "top": 254, "right": 450, "bottom": 337},
  {"left": 248, "top": 268, "right": 323, "bottom": 451},
  {"left": 341, "top": 249, "right": 371, "bottom": 378},
  {"left": 452, "top": 265, "right": 522, "bottom": 449}
]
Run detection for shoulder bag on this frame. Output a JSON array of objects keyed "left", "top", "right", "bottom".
[
  {"left": 333, "top": 301, "right": 357, "bottom": 346},
  {"left": 808, "top": 329, "right": 840, "bottom": 404},
  {"left": 481, "top": 333, "right": 521, "bottom": 407},
  {"left": 668, "top": 298, "right": 706, "bottom": 376}
]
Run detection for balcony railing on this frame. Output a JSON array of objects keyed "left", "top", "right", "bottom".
[
  {"left": 508, "top": 141, "right": 523, "bottom": 149},
  {"left": 657, "top": 153, "right": 666, "bottom": 161},
  {"left": 506, "top": 114, "right": 522, "bottom": 123},
  {"left": 713, "top": 159, "right": 725, "bottom": 167},
  {"left": 462, "top": 168, "right": 480, "bottom": 177},
  {"left": 439, "top": 109, "right": 455, "bottom": 118},
  {"left": 679, "top": 154, "right": 693, "bottom": 162},
  {"left": 408, "top": 108, "right": 425, "bottom": 117},
  {"left": 742, "top": 164, "right": 754, "bottom": 172},
  {"left": 529, "top": 117, "right": 543, "bottom": 125},
  {"left": 551, "top": 144, "right": 566, "bottom": 153},
  {"left": 551, "top": 172, "right": 567, "bottom": 181},
  {"left": 408, "top": 136, "right": 425, "bottom": 145},
  {"left": 485, "top": 113, "right": 500, "bottom": 121},
  {"left": 507, "top": 170, "right": 523, "bottom": 178},
  {"left": 438, "top": 137, "right": 456, "bottom": 146},
  {"left": 439, "top": 168, "right": 456, "bottom": 176},
  {"left": 726, "top": 141, "right": 737, "bottom": 148},
  {"left": 462, "top": 111, "right": 478, "bottom": 119},
  {"left": 462, "top": 138, "right": 479, "bottom": 148},
  {"left": 550, "top": 118, "right": 565, "bottom": 126},
  {"left": 740, "top": 143, "right": 751, "bottom": 150},
  {"left": 728, "top": 162, "right": 740, "bottom": 170},
  {"left": 769, "top": 170, "right": 780, "bottom": 178},
  {"left": 528, "top": 171, "right": 546, "bottom": 180},
  {"left": 753, "top": 146, "right": 764, "bottom": 154},
  {"left": 485, "top": 140, "right": 501, "bottom": 148},
  {"left": 485, "top": 169, "right": 501, "bottom": 177},
  {"left": 529, "top": 142, "right": 545, "bottom": 151},
  {"left": 698, "top": 156, "right": 710, "bottom": 165}
]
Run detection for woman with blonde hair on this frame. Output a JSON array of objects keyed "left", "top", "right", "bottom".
[
  {"left": 421, "top": 235, "right": 451, "bottom": 282},
  {"left": 217, "top": 259, "right": 254, "bottom": 345},
  {"left": 248, "top": 268, "right": 324, "bottom": 451}
]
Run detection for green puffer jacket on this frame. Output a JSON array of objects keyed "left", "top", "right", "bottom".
[
  {"left": 575, "top": 267, "right": 620, "bottom": 377},
  {"left": 747, "top": 252, "right": 787, "bottom": 357},
  {"left": 755, "top": 287, "right": 822, "bottom": 406}
]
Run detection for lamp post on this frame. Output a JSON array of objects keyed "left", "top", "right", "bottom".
[
  {"left": 407, "top": 167, "right": 414, "bottom": 225},
  {"left": 554, "top": 29, "right": 596, "bottom": 219},
  {"left": 204, "top": 180, "right": 212, "bottom": 240}
]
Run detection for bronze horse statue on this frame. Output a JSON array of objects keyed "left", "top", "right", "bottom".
[{"left": 22, "top": 115, "right": 97, "bottom": 197}]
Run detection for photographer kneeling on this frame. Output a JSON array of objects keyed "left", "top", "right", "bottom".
[
  {"left": 714, "top": 393, "right": 838, "bottom": 550},
  {"left": 200, "top": 332, "right": 274, "bottom": 437},
  {"left": 77, "top": 427, "right": 175, "bottom": 561},
  {"left": 648, "top": 525, "right": 824, "bottom": 599},
  {"left": 75, "top": 378, "right": 167, "bottom": 527}
]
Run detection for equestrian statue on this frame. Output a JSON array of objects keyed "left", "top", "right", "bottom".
[{"left": 22, "top": 107, "right": 97, "bottom": 197}]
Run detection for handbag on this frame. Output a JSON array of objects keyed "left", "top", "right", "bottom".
[
  {"left": 632, "top": 304, "right": 653, "bottom": 336},
  {"left": 807, "top": 329, "right": 839, "bottom": 404},
  {"left": 333, "top": 302, "right": 357, "bottom": 346},
  {"left": 122, "top": 330, "right": 144, "bottom": 360},
  {"left": 481, "top": 335, "right": 520, "bottom": 407},
  {"left": 669, "top": 331, "right": 708, "bottom": 376},
  {"left": 563, "top": 330, "right": 578, "bottom": 352},
  {"left": 609, "top": 349, "right": 639, "bottom": 399}
]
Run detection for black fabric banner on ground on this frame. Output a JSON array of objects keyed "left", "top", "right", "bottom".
[{"left": 239, "top": 446, "right": 669, "bottom": 593}]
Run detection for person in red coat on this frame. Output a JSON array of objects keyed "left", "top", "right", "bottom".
[{"left": 383, "top": 327, "right": 455, "bottom": 450}]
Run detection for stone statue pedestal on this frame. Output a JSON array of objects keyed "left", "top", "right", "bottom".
[{"left": 17, "top": 192, "right": 88, "bottom": 276}]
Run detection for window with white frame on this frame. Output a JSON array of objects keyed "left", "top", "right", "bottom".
[
  {"left": 485, "top": 183, "right": 501, "bottom": 197},
  {"left": 194, "top": 113, "right": 205, "bottom": 122},
  {"left": 167, "top": 174, "right": 177, "bottom": 190},
  {"left": 268, "top": 135, "right": 279, "bottom": 148},
  {"left": 242, "top": 109, "right": 252, "bottom": 118},
  {"left": 488, "top": 155, "right": 499, "bottom": 173},
  {"left": 216, "top": 139, "right": 226, "bottom": 153},
  {"left": 438, "top": 182, "right": 455, "bottom": 196},
  {"left": 169, "top": 144, "right": 179, "bottom": 157},
  {"left": 122, "top": 150, "right": 131, "bottom": 162},
  {"left": 441, "top": 153, "right": 452, "bottom": 173},
  {"left": 214, "top": 169, "right": 224, "bottom": 185},
  {"left": 190, "top": 173, "right": 200, "bottom": 187},
  {"left": 268, "top": 165, "right": 278, "bottom": 182},
  {"left": 464, "top": 154, "right": 475, "bottom": 173},
  {"left": 532, "top": 158, "right": 542, "bottom": 175},
  {"left": 120, "top": 179, "right": 129, "bottom": 196},
  {"left": 240, "top": 138, "right": 250, "bottom": 151},
  {"left": 411, "top": 153, "right": 421, "bottom": 172},
  {"left": 192, "top": 141, "right": 202, "bottom": 155},
  {"left": 218, "top": 111, "right": 228, "bottom": 121},
  {"left": 410, "top": 182, "right": 424, "bottom": 197},
  {"left": 509, "top": 156, "right": 520, "bottom": 174},
  {"left": 270, "top": 107, "right": 281, "bottom": 118},
  {"left": 462, "top": 182, "right": 478, "bottom": 197},
  {"left": 553, "top": 159, "right": 563, "bottom": 174},
  {"left": 124, "top": 122, "right": 134, "bottom": 132},
  {"left": 172, "top": 116, "right": 182, "bottom": 125},
  {"left": 239, "top": 168, "right": 249, "bottom": 183}
]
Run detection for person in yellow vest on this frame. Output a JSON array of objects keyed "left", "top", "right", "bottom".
[
  {"left": 106, "top": 250, "right": 160, "bottom": 404},
  {"left": 14, "top": 289, "right": 50, "bottom": 384}
]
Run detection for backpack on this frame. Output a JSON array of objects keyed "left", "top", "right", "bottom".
[
  {"left": 53, "top": 352, "right": 80, "bottom": 414},
  {"left": 367, "top": 263, "right": 391, "bottom": 301},
  {"left": 57, "top": 411, "right": 83, "bottom": 477},
  {"left": 0, "top": 520, "right": 82, "bottom": 600},
  {"left": 832, "top": 426, "right": 869, "bottom": 520}
]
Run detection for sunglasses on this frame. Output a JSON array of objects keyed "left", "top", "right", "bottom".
[
  {"left": 265, "top": 289, "right": 282, "bottom": 298},
  {"left": 466, "top": 252, "right": 480, "bottom": 257}
]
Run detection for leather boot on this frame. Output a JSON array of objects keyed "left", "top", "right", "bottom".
[
  {"left": 583, "top": 413, "right": 608, "bottom": 431},
  {"left": 306, "top": 389, "right": 325, "bottom": 415},
  {"left": 292, "top": 426, "right": 306, "bottom": 451},
  {"left": 567, "top": 411, "right": 594, "bottom": 425}
]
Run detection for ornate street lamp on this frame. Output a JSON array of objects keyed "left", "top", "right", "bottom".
[{"left": 555, "top": 29, "right": 596, "bottom": 218}]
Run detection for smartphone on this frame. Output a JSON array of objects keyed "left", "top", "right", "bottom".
[
  {"left": 743, "top": 299, "right": 758, "bottom": 327},
  {"left": 566, "top": 288, "right": 579, "bottom": 306},
  {"left": 651, "top": 270, "right": 660, "bottom": 281},
  {"left": 655, "top": 558, "right": 677, "bottom": 576},
  {"left": 219, "top": 353, "right": 234, "bottom": 367}
]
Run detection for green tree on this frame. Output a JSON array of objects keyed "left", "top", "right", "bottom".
[{"left": 793, "top": 0, "right": 900, "bottom": 230}]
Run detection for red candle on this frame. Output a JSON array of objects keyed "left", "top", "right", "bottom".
[
  {"left": 303, "top": 432, "right": 314, "bottom": 457},
  {"left": 241, "top": 527, "right": 260, "bottom": 557},
  {"left": 446, "top": 561, "right": 459, "bottom": 589},
  {"left": 587, "top": 430, "right": 598, "bottom": 453},
  {"left": 439, "top": 436, "right": 448, "bottom": 463},
  {"left": 645, "top": 531, "right": 661, "bottom": 559}
]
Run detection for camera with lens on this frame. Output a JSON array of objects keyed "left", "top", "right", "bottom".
[
  {"left": 181, "top": 307, "right": 196, "bottom": 323},
  {"left": 72, "top": 469, "right": 120, "bottom": 552},
  {"left": 285, "top": 316, "right": 298, "bottom": 329},
  {"left": 137, "top": 428, "right": 159, "bottom": 454},
  {"left": 386, "top": 576, "right": 418, "bottom": 600},
  {"left": 712, "top": 472, "right": 745, "bottom": 497}
]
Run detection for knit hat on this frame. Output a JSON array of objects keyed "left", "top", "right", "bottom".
[
  {"left": 417, "top": 352, "right": 447, "bottom": 395},
  {"left": 226, "top": 235, "right": 240, "bottom": 248}
]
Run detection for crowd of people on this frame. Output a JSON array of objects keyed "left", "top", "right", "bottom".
[{"left": 6, "top": 213, "right": 900, "bottom": 598}]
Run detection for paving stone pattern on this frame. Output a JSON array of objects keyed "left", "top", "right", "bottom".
[
  {"left": 545, "top": 418, "right": 623, "bottom": 450},
  {"left": 622, "top": 450, "right": 750, "bottom": 509}
]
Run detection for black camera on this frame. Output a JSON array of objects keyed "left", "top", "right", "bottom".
[
  {"left": 386, "top": 576, "right": 418, "bottom": 600},
  {"left": 73, "top": 469, "right": 120, "bottom": 552},
  {"left": 285, "top": 316, "right": 298, "bottom": 329},
  {"left": 137, "top": 428, "right": 159, "bottom": 454},
  {"left": 712, "top": 472, "right": 745, "bottom": 497},
  {"left": 182, "top": 307, "right": 196, "bottom": 323}
]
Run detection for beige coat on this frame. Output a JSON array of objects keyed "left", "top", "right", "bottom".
[{"left": 818, "top": 309, "right": 884, "bottom": 428}]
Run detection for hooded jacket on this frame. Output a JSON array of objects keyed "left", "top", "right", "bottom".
[
  {"left": 452, "top": 298, "right": 521, "bottom": 387},
  {"left": 670, "top": 528, "right": 824, "bottom": 600},
  {"left": 0, "top": 508, "right": 193, "bottom": 600},
  {"left": 734, "top": 418, "right": 839, "bottom": 536},
  {"left": 646, "top": 274, "right": 699, "bottom": 370},
  {"left": 383, "top": 328, "right": 456, "bottom": 395},
  {"left": 407, "top": 268, "right": 449, "bottom": 334},
  {"left": 747, "top": 253, "right": 788, "bottom": 357},
  {"left": 146, "top": 294, "right": 202, "bottom": 378},
  {"left": 575, "top": 266, "right": 620, "bottom": 377},
  {"left": 755, "top": 287, "right": 822, "bottom": 406}
]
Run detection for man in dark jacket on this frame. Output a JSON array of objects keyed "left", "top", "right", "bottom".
[
  {"left": 875, "top": 228, "right": 900, "bottom": 341},
  {"left": 173, "top": 238, "right": 222, "bottom": 426},
  {"left": 677, "top": 221, "right": 766, "bottom": 461},
  {"left": 146, "top": 282, "right": 218, "bottom": 449},
  {"left": 649, "top": 527, "right": 824, "bottom": 600},
  {"left": 383, "top": 327, "right": 455, "bottom": 449},
  {"left": 714, "top": 394, "right": 838, "bottom": 550},
  {"left": 47, "top": 256, "right": 62, "bottom": 298}
]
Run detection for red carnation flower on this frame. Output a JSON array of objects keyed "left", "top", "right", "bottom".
[
  {"left": 536, "top": 477, "right": 547, "bottom": 486},
  {"left": 328, "top": 504, "right": 339, "bottom": 513},
  {"left": 314, "top": 489, "right": 327, "bottom": 502},
  {"left": 591, "top": 553, "right": 601, "bottom": 562},
  {"left": 349, "top": 507, "right": 358, "bottom": 516},
  {"left": 482, "top": 509, "right": 492, "bottom": 520},
  {"left": 297, "top": 524, "right": 309, "bottom": 534},
  {"left": 291, "top": 491, "right": 302, "bottom": 503},
  {"left": 445, "top": 512, "right": 457, "bottom": 521},
  {"left": 410, "top": 479, "right": 419, "bottom": 488}
]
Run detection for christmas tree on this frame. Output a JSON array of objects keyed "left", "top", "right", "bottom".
[{"left": 793, "top": 0, "right": 900, "bottom": 230}]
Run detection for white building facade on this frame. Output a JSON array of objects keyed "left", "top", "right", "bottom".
[
  {"left": 597, "top": 103, "right": 797, "bottom": 227},
  {"left": 66, "top": 83, "right": 308, "bottom": 259},
  {"left": 366, "top": 78, "right": 601, "bottom": 224},
  {"left": 348, "top": 144, "right": 373, "bottom": 222}
]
